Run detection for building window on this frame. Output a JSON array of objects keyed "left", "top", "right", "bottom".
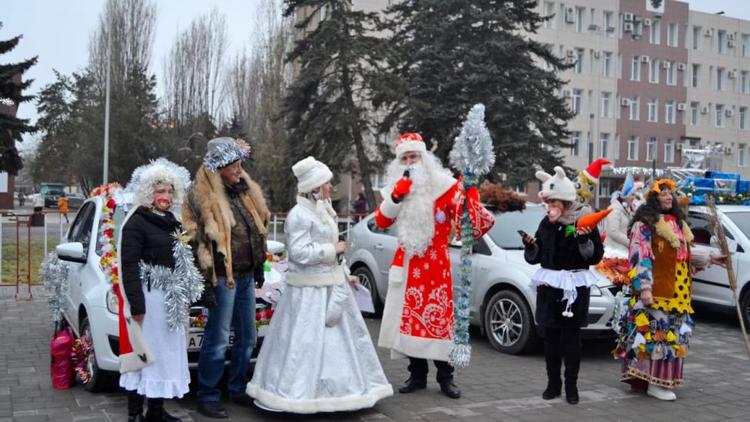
[
  {"left": 601, "top": 92, "right": 611, "bottom": 118},
  {"left": 649, "top": 58, "right": 659, "bottom": 83},
  {"left": 646, "top": 137, "right": 657, "bottom": 162},
  {"left": 692, "top": 63, "right": 700, "bottom": 88},
  {"left": 666, "top": 62, "right": 676, "bottom": 85},
  {"left": 600, "top": 133, "right": 610, "bottom": 158},
  {"left": 717, "top": 67, "right": 725, "bottom": 91},
  {"left": 572, "top": 89, "right": 582, "bottom": 114},
  {"left": 604, "top": 11, "right": 614, "bottom": 36},
  {"left": 743, "top": 34, "right": 750, "bottom": 57},
  {"left": 650, "top": 19, "right": 661, "bottom": 44},
  {"left": 740, "top": 143, "right": 748, "bottom": 167},
  {"left": 742, "top": 71, "right": 749, "bottom": 94},
  {"left": 559, "top": 3, "right": 566, "bottom": 28},
  {"left": 715, "top": 104, "right": 725, "bottom": 127},
  {"left": 575, "top": 7, "right": 585, "bottom": 32},
  {"left": 629, "top": 96, "right": 639, "bottom": 121},
  {"left": 667, "top": 22, "right": 679, "bottom": 47},
  {"left": 690, "top": 102, "right": 700, "bottom": 126},
  {"left": 575, "top": 48, "right": 584, "bottom": 73},
  {"left": 647, "top": 98, "right": 658, "bottom": 122},
  {"left": 693, "top": 26, "right": 702, "bottom": 50},
  {"left": 631, "top": 56, "right": 641, "bottom": 81},
  {"left": 718, "top": 30, "right": 726, "bottom": 54},
  {"left": 543, "top": 2, "right": 555, "bottom": 29},
  {"left": 664, "top": 139, "right": 675, "bottom": 163},
  {"left": 665, "top": 101, "right": 676, "bottom": 124},
  {"left": 603, "top": 52, "right": 612, "bottom": 77},
  {"left": 627, "top": 136, "right": 639, "bottom": 160},
  {"left": 571, "top": 131, "right": 581, "bottom": 156},
  {"left": 741, "top": 107, "right": 748, "bottom": 130}
]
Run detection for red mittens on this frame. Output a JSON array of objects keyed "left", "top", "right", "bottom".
[{"left": 391, "top": 178, "right": 413, "bottom": 203}]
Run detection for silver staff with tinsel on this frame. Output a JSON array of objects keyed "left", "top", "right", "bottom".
[
  {"left": 448, "top": 103, "right": 495, "bottom": 368},
  {"left": 41, "top": 253, "right": 70, "bottom": 323}
]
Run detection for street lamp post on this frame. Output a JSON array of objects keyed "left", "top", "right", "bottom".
[{"left": 102, "top": 11, "right": 112, "bottom": 184}]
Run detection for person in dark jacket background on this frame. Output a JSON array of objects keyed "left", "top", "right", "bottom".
[
  {"left": 117, "top": 159, "right": 203, "bottom": 422},
  {"left": 522, "top": 166, "right": 604, "bottom": 405}
]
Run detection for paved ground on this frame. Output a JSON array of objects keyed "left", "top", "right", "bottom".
[{"left": 1, "top": 286, "right": 749, "bottom": 422}]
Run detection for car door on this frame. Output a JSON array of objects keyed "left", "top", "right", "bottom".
[
  {"left": 63, "top": 201, "right": 97, "bottom": 330},
  {"left": 688, "top": 211, "right": 738, "bottom": 307},
  {"left": 365, "top": 217, "right": 399, "bottom": 281}
]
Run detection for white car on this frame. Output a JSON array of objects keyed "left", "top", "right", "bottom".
[
  {"left": 55, "top": 196, "right": 280, "bottom": 391},
  {"left": 687, "top": 205, "right": 750, "bottom": 325},
  {"left": 346, "top": 204, "right": 617, "bottom": 355}
]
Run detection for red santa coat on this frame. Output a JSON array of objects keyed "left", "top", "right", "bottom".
[{"left": 375, "top": 175, "right": 493, "bottom": 361}]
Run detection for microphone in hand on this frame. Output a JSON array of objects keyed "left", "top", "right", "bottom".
[{"left": 391, "top": 170, "right": 412, "bottom": 203}]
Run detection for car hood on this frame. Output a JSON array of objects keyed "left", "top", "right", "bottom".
[{"left": 504, "top": 249, "right": 613, "bottom": 288}]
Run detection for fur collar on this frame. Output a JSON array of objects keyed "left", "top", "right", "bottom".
[
  {"left": 654, "top": 216, "right": 694, "bottom": 248},
  {"left": 296, "top": 195, "right": 338, "bottom": 243}
]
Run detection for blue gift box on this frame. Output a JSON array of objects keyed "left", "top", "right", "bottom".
[{"left": 706, "top": 171, "right": 741, "bottom": 181}]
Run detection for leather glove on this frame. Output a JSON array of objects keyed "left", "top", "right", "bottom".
[
  {"left": 391, "top": 178, "right": 413, "bottom": 203},
  {"left": 201, "top": 286, "right": 218, "bottom": 309}
]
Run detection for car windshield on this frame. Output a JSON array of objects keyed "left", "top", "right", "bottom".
[
  {"left": 488, "top": 205, "right": 546, "bottom": 250},
  {"left": 726, "top": 211, "right": 750, "bottom": 239}
]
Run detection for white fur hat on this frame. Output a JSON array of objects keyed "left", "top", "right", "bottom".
[
  {"left": 127, "top": 158, "right": 191, "bottom": 211},
  {"left": 292, "top": 156, "right": 333, "bottom": 194},
  {"left": 395, "top": 132, "right": 427, "bottom": 158},
  {"left": 536, "top": 166, "right": 577, "bottom": 203}
]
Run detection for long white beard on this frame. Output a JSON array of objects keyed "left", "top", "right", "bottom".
[{"left": 387, "top": 161, "right": 435, "bottom": 257}]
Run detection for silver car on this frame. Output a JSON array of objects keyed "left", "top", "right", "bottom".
[{"left": 347, "top": 204, "right": 617, "bottom": 354}]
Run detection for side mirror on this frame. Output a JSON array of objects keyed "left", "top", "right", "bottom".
[{"left": 56, "top": 242, "right": 86, "bottom": 263}]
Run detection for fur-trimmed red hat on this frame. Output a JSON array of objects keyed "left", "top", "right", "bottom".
[{"left": 395, "top": 132, "right": 427, "bottom": 158}]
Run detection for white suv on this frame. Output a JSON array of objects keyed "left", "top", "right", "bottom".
[
  {"left": 56, "top": 196, "right": 278, "bottom": 391},
  {"left": 687, "top": 205, "right": 750, "bottom": 326}
]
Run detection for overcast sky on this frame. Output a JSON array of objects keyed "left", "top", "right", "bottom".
[{"left": 3, "top": 0, "right": 750, "bottom": 152}]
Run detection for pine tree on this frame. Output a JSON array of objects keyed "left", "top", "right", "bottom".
[
  {"left": 0, "top": 23, "right": 38, "bottom": 175},
  {"left": 282, "top": 1, "right": 391, "bottom": 209},
  {"left": 375, "top": 1, "right": 575, "bottom": 186}
]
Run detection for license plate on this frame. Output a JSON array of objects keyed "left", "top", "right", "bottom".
[{"left": 188, "top": 331, "right": 235, "bottom": 351}]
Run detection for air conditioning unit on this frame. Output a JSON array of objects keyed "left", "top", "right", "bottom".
[
  {"left": 566, "top": 49, "right": 576, "bottom": 58},
  {"left": 726, "top": 108, "right": 735, "bottom": 117},
  {"left": 563, "top": 89, "right": 572, "bottom": 98},
  {"left": 644, "top": 18, "right": 652, "bottom": 27},
  {"left": 728, "top": 40, "right": 736, "bottom": 48},
  {"left": 729, "top": 70, "right": 738, "bottom": 79},
  {"left": 677, "top": 102, "right": 687, "bottom": 111},
  {"left": 701, "top": 105, "right": 710, "bottom": 114},
  {"left": 624, "top": 22, "right": 634, "bottom": 32},
  {"left": 728, "top": 33, "right": 736, "bottom": 41},
  {"left": 621, "top": 98, "right": 631, "bottom": 107},
  {"left": 593, "top": 50, "right": 601, "bottom": 59},
  {"left": 725, "top": 146, "right": 734, "bottom": 155},
  {"left": 662, "top": 61, "right": 672, "bottom": 69},
  {"left": 566, "top": 7, "right": 576, "bottom": 23},
  {"left": 624, "top": 13, "right": 634, "bottom": 22},
  {"left": 704, "top": 28, "right": 713, "bottom": 37},
  {"left": 677, "top": 63, "right": 687, "bottom": 71},
  {"left": 641, "top": 55, "right": 650, "bottom": 63}
]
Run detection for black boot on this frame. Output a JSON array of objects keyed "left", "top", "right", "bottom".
[
  {"left": 438, "top": 380, "right": 461, "bottom": 399},
  {"left": 562, "top": 327, "right": 581, "bottom": 405},
  {"left": 543, "top": 328, "right": 562, "bottom": 400},
  {"left": 127, "top": 391, "right": 145, "bottom": 422},
  {"left": 145, "top": 398, "right": 181, "bottom": 422},
  {"left": 398, "top": 376, "right": 427, "bottom": 393}
]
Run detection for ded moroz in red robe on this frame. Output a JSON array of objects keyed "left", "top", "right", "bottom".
[{"left": 375, "top": 174, "right": 493, "bottom": 362}]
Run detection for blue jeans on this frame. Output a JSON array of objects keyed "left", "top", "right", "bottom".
[{"left": 197, "top": 273, "right": 256, "bottom": 402}]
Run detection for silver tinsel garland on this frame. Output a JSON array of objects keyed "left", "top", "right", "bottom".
[
  {"left": 41, "top": 252, "right": 70, "bottom": 323},
  {"left": 138, "top": 233, "right": 204, "bottom": 331},
  {"left": 449, "top": 103, "right": 496, "bottom": 176}
]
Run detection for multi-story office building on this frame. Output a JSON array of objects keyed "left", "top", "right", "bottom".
[{"left": 324, "top": 1, "right": 750, "bottom": 207}]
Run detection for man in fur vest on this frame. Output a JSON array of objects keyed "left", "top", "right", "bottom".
[
  {"left": 375, "top": 133, "right": 493, "bottom": 400},
  {"left": 182, "top": 137, "right": 271, "bottom": 419}
]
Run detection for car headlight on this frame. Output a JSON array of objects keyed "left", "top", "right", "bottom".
[
  {"left": 590, "top": 285, "right": 603, "bottom": 297},
  {"left": 106, "top": 289, "right": 119, "bottom": 314}
]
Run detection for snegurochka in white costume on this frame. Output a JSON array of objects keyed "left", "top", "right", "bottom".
[{"left": 246, "top": 156, "right": 393, "bottom": 413}]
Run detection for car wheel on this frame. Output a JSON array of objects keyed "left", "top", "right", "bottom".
[
  {"left": 79, "top": 317, "right": 118, "bottom": 392},
  {"left": 483, "top": 289, "right": 537, "bottom": 355},
  {"left": 352, "top": 266, "right": 382, "bottom": 318}
]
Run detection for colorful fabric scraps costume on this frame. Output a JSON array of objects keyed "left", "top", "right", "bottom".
[{"left": 614, "top": 179, "right": 698, "bottom": 399}]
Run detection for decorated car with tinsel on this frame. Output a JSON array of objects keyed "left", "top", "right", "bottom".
[{"left": 41, "top": 182, "right": 285, "bottom": 392}]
